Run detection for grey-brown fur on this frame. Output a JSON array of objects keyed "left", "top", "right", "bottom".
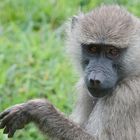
[{"left": 1, "top": 5, "right": 140, "bottom": 140}]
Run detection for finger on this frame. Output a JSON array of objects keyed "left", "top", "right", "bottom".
[
  {"left": 0, "top": 110, "right": 10, "bottom": 119},
  {"left": 0, "top": 121, "right": 5, "bottom": 129},
  {"left": 8, "top": 128, "right": 16, "bottom": 138},
  {"left": 0, "top": 105, "right": 20, "bottom": 120},
  {"left": 0, "top": 114, "right": 13, "bottom": 129},
  {"left": 3, "top": 126, "right": 9, "bottom": 134}
]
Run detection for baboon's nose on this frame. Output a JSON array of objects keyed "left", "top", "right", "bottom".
[
  {"left": 88, "top": 72, "right": 104, "bottom": 89},
  {"left": 89, "top": 78, "right": 101, "bottom": 88}
]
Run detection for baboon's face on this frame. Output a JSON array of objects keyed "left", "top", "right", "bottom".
[{"left": 82, "top": 44, "right": 125, "bottom": 98}]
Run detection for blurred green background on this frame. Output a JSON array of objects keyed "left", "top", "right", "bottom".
[{"left": 0, "top": 0, "right": 140, "bottom": 139}]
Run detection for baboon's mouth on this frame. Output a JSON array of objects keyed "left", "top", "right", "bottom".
[{"left": 87, "top": 87, "right": 112, "bottom": 98}]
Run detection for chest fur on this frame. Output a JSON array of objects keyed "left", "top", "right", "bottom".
[{"left": 85, "top": 99, "right": 140, "bottom": 140}]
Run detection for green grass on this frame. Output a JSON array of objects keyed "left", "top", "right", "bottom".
[{"left": 0, "top": 0, "right": 140, "bottom": 139}]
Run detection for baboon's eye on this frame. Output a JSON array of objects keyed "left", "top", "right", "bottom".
[
  {"left": 87, "top": 46, "right": 97, "bottom": 54},
  {"left": 82, "top": 44, "right": 98, "bottom": 54},
  {"left": 106, "top": 46, "right": 120, "bottom": 58}
]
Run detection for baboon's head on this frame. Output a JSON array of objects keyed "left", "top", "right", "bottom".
[{"left": 67, "top": 5, "right": 140, "bottom": 98}]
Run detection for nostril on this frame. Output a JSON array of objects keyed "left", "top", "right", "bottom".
[
  {"left": 89, "top": 79, "right": 94, "bottom": 84},
  {"left": 95, "top": 80, "right": 100, "bottom": 85},
  {"left": 89, "top": 79, "right": 101, "bottom": 87}
]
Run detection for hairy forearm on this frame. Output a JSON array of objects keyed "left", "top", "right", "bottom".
[
  {"left": 0, "top": 99, "right": 95, "bottom": 139},
  {"left": 26, "top": 99, "right": 95, "bottom": 140}
]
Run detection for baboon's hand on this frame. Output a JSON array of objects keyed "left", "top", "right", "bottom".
[{"left": 0, "top": 103, "right": 31, "bottom": 138}]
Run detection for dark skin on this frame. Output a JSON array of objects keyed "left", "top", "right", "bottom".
[{"left": 82, "top": 43, "right": 124, "bottom": 98}]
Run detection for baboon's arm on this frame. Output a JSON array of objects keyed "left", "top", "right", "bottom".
[{"left": 0, "top": 99, "right": 95, "bottom": 140}]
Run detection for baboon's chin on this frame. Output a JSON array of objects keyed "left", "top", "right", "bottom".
[{"left": 87, "top": 87, "right": 112, "bottom": 98}]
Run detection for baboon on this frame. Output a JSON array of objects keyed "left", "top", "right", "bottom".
[{"left": 1, "top": 5, "right": 140, "bottom": 140}]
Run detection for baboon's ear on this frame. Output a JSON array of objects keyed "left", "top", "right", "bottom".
[{"left": 71, "top": 16, "right": 79, "bottom": 29}]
